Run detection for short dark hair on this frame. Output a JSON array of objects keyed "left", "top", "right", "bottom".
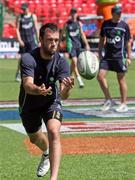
[
  {"left": 70, "top": 7, "right": 77, "bottom": 14},
  {"left": 39, "top": 23, "right": 59, "bottom": 38},
  {"left": 111, "top": 5, "right": 122, "bottom": 14},
  {"left": 21, "top": 3, "right": 29, "bottom": 10}
]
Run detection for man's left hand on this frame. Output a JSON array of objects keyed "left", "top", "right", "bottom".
[{"left": 62, "top": 76, "right": 74, "bottom": 90}]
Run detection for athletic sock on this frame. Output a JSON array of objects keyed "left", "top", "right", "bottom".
[
  {"left": 77, "top": 76, "right": 84, "bottom": 86},
  {"left": 43, "top": 148, "right": 49, "bottom": 156}
]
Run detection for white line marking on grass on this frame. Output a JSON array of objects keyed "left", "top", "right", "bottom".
[
  {"left": 67, "top": 107, "right": 135, "bottom": 118},
  {"left": 0, "top": 123, "right": 71, "bottom": 135},
  {"left": 1, "top": 120, "right": 135, "bottom": 134}
]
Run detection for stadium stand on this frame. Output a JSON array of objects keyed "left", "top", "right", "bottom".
[
  {"left": 3, "top": 0, "right": 97, "bottom": 23},
  {"left": 3, "top": 23, "right": 16, "bottom": 38},
  {"left": 2, "top": 0, "right": 135, "bottom": 38}
]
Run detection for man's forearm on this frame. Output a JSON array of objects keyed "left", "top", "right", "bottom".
[
  {"left": 23, "top": 82, "right": 40, "bottom": 95},
  {"left": 60, "top": 88, "right": 71, "bottom": 100}
]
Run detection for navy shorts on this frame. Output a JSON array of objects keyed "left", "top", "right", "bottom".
[
  {"left": 20, "top": 101, "right": 63, "bottom": 134},
  {"left": 19, "top": 41, "right": 38, "bottom": 54},
  {"left": 69, "top": 47, "right": 81, "bottom": 58},
  {"left": 99, "top": 59, "right": 127, "bottom": 73}
]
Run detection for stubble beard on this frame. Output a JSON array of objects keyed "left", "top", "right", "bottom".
[{"left": 43, "top": 46, "right": 55, "bottom": 56}]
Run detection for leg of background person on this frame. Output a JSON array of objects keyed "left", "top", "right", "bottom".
[
  {"left": 15, "top": 58, "right": 21, "bottom": 82},
  {"left": 47, "top": 119, "right": 61, "bottom": 180},
  {"left": 70, "top": 56, "right": 80, "bottom": 76},
  {"left": 117, "top": 73, "right": 127, "bottom": 104},
  {"left": 97, "top": 69, "right": 111, "bottom": 99},
  {"left": 71, "top": 57, "right": 84, "bottom": 88},
  {"left": 28, "top": 129, "right": 49, "bottom": 151}
]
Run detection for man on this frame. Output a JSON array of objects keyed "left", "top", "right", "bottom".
[
  {"left": 64, "top": 7, "right": 90, "bottom": 88},
  {"left": 97, "top": 4, "right": 131, "bottom": 112},
  {"left": 19, "top": 23, "right": 74, "bottom": 179},
  {"left": 15, "top": 3, "right": 39, "bottom": 82}
]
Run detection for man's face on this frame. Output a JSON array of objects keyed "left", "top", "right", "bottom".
[
  {"left": 41, "top": 28, "right": 60, "bottom": 55},
  {"left": 112, "top": 12, "right": 121, "bottom": 21},
  {"left": 71, "top": 12, "right": 78, "bottom": 19},
  {"left": 21, "top": 8, "right": 29, "bottom": 14}
]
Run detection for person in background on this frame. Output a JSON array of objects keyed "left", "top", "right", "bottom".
[
  {"left": 19, "top": 23, "right": 74, "bottom": 179},
  {"left": 15, "top": 3, "right": 39, "bottom": 82},
  {"left": 97, "top": 4, "right": 132, "bottom": 112},
  {"left": 64, "top": 7, "right": 90, "bottom": 88}
]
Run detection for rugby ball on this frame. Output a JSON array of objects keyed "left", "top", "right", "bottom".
[{"left": 77, "top": 51, "right": 99, "bottom": 80}]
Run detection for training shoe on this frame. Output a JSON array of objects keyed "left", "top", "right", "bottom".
[
  {"left": 37, "top": 154, "right": 50, "bottom": 177},
  {"left": 101, "top": 99, "right": 114, "bottom": 111},
  {"left": 116, "top": 103, "right": 128, "bottom": 112},
  {"left": 79, "top": 83, "right": 84, "bottom": 88}
]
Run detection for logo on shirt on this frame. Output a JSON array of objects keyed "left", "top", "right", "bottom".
[
  {"left": 106, "top": 35, "right": 121, "bottom": 44},
  {"left": 69, "top": 29, "right": 80, "bottom": 37},
  {"left": 50, "top": 77, "right": 54, "bottom": 82},
  {"left": 22, "top": 22, "right": 33, "bottom": 29},
  {"left": 116, "top": 30, "right": 121, "bottom": 36}
]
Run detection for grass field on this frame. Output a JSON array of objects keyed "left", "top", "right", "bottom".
[
  {"left": 1, "top": 58, "right": 135, "bottom": 180},
  {"left": 1, "top": 123, "right": 135, "bottom": 180},
  {"left": 0, "top": 58, "right": 135, "bottom": 101}
]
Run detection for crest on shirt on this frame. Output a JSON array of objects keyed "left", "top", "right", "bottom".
[
  {"left": 116, "top": 30, "right": 121, "bottom": 36},
  {"left": 49, "top": 77, "right": 54, "bottom": 82}
]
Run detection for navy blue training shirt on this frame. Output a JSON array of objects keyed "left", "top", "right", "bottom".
[
  {"left": 100, "top": 19, "right": 131, "bottom": 60},
  {"left": 19, "top": 47, "right": 70, "bottom": 111},
  {"left": 66, "top": 20, "right": 82, "bottom": 48},
  {"left": 19, "top": 14, "right": 37, "bottom": 43}
]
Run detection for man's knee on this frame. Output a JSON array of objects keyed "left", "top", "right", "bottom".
[
  {"left": 97, "top": 73, "right": 103, "bottom": 82},
  {"left": 48, "top": 129, "right": 60, "bottom": 141},
  {"left": 28, "top": 131, "right": 43, "bottom": 144}
]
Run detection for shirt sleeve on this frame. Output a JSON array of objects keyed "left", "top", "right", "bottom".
[
  {"left": 56, "top": 57, "right": 70, "bottom": 82},
  {"left": 125, "top": 24, "right": 131, "bottom": 42},
  {"left": 20, "top": 53, "right": 35, "bottom": 78}
]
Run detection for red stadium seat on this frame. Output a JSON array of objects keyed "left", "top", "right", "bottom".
[
  {"left": 87, "top": 3, "right": 97, "bottom": 14},
  {"left": 58, "top": 19, "right": 65, "bottom": 28},
  {"left": 128, "top": 0, "right": 135, "bottom": 4},
  {"left": 57, "top": 0, "right": 64, "bottom": 4},
  {"left": 7, "top": 0, "right": 14, "bottom": 9},
  {"left": 13, "top": 1, "right": 22, "bottom": 15},
  {"left": 42, "top": 6, "right": 50, "bottom": 17},
  {"left": 3, "top": 23, "right": 17, "bottom": 38},
  {"left": 66, "top": 3, "right": 73, "bottom": 14},
  {"left": 35, "top": 4, "right": 43, "bottom": 17},
  {"left": 50, "top": 7, "right": 57, "bottom": 17},
  {"left": 85, "top": 0, "right": 95, "bottom": 3},
  {"left": 131, "top": 4, "right": 135, "bottom": 12},
  {"left": 28, "top": 1, "right": 35, "bottom": 13},
  {"left": 123, "top": 3, "right": 132, "bottom": 13}
]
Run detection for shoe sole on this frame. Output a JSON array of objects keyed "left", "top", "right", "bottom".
[
  {"left": 37, "top": 167, "right": 50, "bottom": 177},
  {"left": 115, "top": 109, "right": 128, "bottom": 113},
  {"left": 37, "top": 163, "right": 50, "bottom": 177}
]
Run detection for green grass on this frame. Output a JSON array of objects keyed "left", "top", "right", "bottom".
[
  {"left": 1, "top": 126, "right": 135, "bottom": 180},
  {"left": 1, "top": 58, "right": 135, "bottom": 180},
  {"left": 0, "top": 59, "right": 20, "bottom": 101},
  {"left": 0, "top": 58, "right": 135, "bottom": 101}
]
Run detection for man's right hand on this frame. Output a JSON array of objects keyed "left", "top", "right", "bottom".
[{"left": 38, "top": 83, "right": 52, "bottom": 96}]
